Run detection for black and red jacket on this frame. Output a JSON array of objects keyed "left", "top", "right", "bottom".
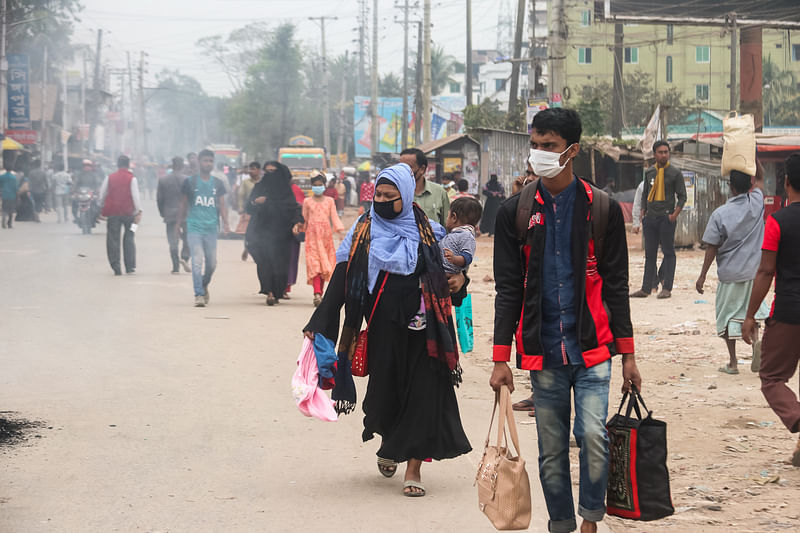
[{"left": 492, "top": 178, "right": 634, "bottom": 370}]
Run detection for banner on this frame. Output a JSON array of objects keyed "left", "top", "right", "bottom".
[{"left": 7, "top": 54, "right": 31, "bottom": 129}]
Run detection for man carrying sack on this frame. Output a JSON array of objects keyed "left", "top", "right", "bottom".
[{"left": 490, "top": 108, "right": 642, "bottom": 533}]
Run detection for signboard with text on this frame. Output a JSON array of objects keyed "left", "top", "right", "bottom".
[
  {"left": 7, "top": 54, "right": 31, "bottom": 129},
  {"left": 6, "top": 129, "right": 37, "bottom": 145}
]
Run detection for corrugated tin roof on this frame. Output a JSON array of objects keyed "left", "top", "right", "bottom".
[{"left": 411, "top": 133, "right": 479, "bottom": 154}]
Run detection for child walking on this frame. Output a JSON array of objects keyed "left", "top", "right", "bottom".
[{"left": 304, "top": 172, "right": 345, "bottom": 306}]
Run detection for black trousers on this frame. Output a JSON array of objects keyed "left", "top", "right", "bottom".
[
  {"left": 107, "top": 215, "right": 136, "bottom": 274},
  {"left": 642, "top": 214, "right": 676, "bottom": 292},
  {"left": 165, "top": 220, "right": 190, "bottom": 271}
]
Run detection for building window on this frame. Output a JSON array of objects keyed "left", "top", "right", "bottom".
[
  {"left": 696, "top": 84, "right": 709, "bottom": 101},
  {"left": 624, "top": 47, "right": 639, "bottom": 64},
  {"left": 696, "top": 45, "right": 710, "bottom": 63},
  {"left": 793, "top": 44, "right": 800, "bottom": 61},
  {"left": 449, "top": 82, "right": 461, "bottom": 93},
  {"left": 666, "top": 24, "right": 674, "bottom": 45},
  {"left": 578, "top": 47, "right": 592, "bottom": 64},
  {"left": 495, "top": 79, "right": 507, "bottom": 92},
  {"left": 666, "top": 56, "right": 673, "bottom": 83},
  {"left": 581, "top": 10, "right": 591, "bottom": 27}
]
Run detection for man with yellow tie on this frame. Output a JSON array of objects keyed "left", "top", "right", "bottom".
[{"left": 631, "top": 141, "right": 687, "bottom": 299}]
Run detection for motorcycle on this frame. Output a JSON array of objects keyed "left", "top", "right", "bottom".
[{"left": 72, "top": 187, "right": 98, "bottom": 234}]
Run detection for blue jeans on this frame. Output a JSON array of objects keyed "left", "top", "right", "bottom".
[
  {"left": 187, "top": 232, "right": 217, "bottom": 296},
  {"left": 531, "top": 360, "right": 611, "bottom": 533}
]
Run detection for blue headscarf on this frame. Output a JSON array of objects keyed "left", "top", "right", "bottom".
[{"left": 336, "top": 163, "right": 431, "bottom": 293}]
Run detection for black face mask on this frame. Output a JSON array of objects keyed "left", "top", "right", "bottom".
[{"left": 373, "top": 198, "right": 401, "bottom": 219}]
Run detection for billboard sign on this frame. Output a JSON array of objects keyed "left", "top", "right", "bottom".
[
  {"left": 596, "top": 0, "right": 800, "bottom": 21},
  {"left": 7, "top": 54, "right": 31, "bottom": 129}
]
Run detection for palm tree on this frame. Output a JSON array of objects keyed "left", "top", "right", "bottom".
[
  {"left": 431, "top": 45, "right": 457, "bottom": 96},
  {"left": 762, "top": 57, "right": 798, "bottom": 126}
]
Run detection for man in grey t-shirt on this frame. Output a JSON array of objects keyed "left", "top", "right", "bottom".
[{"left": 696, "top": 166, "right": 769, "bottom": 374}]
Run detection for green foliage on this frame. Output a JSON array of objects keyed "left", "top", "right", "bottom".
[
  {"left": 379, "top": 73, "right": 403, "bottom": 98},
  {"left": 763, "top": 56, "right": 800, "bottom": 126},
  {"left": 573, "top": 98, "right": 606, "bottom": 136},
  {"left": 463, "top": 99, "right": 506, "bottom": 132},
  {"left": 196, "top": 23, "right": 270, "bottom": 93}
]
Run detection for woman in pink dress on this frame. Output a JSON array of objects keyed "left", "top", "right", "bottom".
[{"left": 304, "top": 173, "right": 345, "bottom": 306}]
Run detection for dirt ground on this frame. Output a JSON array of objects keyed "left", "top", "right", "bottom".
[{"left": 465, "top": 229, "right": 800, "bottom": 533}]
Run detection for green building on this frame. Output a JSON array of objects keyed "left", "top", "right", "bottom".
[{"left": 557, "top": 1, "right": 800, "bottom": 124}]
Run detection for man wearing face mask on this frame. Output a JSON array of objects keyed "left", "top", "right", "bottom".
[
  {"left": 399, "top": 147, "right": 450, "bottom": 226},
  {"left": 489, "top": 108, "right": 641, "bottom": 533},
  {"left": 630, "top": 140, "right": 686, "bottom": 299}
]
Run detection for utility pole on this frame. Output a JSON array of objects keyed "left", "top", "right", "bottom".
[
  {"left": 740, "top": 25, "right": 763, "bottom": 130},
  {"left": 527, "top": 0, "right": 536, "bottom": 100},
  {"left": 370, "top": 0, "right": 379, "bottom": 157},
  {"left": 507, "top": 0, "right": 526, "bottom": 119},
  {"left": 466, "top": 0, "right": 473, "bottom": 106},
  {"left": 88, "top": 29, "right": 102, "bottom": 155},
  {"left": 611, "top": 23, "right": 624, "bottom": 138},
  {"left": 61, "top": 67, "right": 68, "bottom": 171},
  {"left": 309, "top": 16, "right": 337, "bottom": 159},
  {"left": 336, "top": 51, "right": 348, "bottom": 168},
  {"left": 728, "top": 12, "right": 738, "bottom": 112},
  {"left": 0, "top": 0, "right": 7, "bottom": 135},
  {"left": 40, "top": 45, "right": 47, "bottom": 169},
  {"left": 358, "top": 0, "right": 367, "bottom": 96},
  {"left": 549, "top": 0, "right": 566, "bottom": 106},
  {"left": 422, "top": 0, "right": 431, "bottom": 143},
  {"left": 139, "top": 51, "right": 147, "bottom": 157},
  {"left": 400, "top": 0, "right": 410, "bottom": 150},
  {"left": 414, "top": 20, "right": 422, "bottom": 145},
  {"left": 127, "top": 51, "right": 137, "bottom": 157},
  {"left": 80, "top": 48, "right": 87, "bottom": 155}
]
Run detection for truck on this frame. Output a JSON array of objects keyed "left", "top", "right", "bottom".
[{"left": 278, "top": 136, "right": 327, "bottom": 191}]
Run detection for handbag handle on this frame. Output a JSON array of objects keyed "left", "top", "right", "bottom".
[
  {"left": 364, "top": 272, "right": 389, "bottom": 332},
  {"left": 616, "top": 384, "right": 647, "bottom": 420},
  {"left": 483, "top": 386, "right": 523, "bottom": 457}
]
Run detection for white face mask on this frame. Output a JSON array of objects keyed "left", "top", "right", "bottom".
[{"left": 528, "top": 144, "right": 575, "bottom": 179}]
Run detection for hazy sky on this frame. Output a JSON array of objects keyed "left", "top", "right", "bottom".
[{"left": 74, "top": 0, "right": 510, "bottom": 97}]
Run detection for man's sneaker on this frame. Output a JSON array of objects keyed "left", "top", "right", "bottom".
[
  {"left": 203, "top": 286, "right": 210, "bottom": 304},
  {"left": 657, "top": 289, "right": 672, "bottom": 299},
  {"left": 630, "top": 290, "right": 650, "bottom": 298},
  {"left": 180, "top": 259, "right": 191, "bottom": 272},
  {"left": 194, "top": 295, "right": 205, "bottom": 307}
]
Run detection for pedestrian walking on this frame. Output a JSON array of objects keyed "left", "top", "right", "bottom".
[
  {"left": 631, "top": 140, "right": 687, "bottom": 299},
  {"left": 334, "top": 176, "right": 346, "bottom": 216},
  {"left": 157, "top": 157, "right": 191, "bottom": 274},
  {"left": 479, "top": 173, "right": 505, "bottom": 236},
  {"left": 303, "top": 163, "right": 471, "bottom": 498},
  {"left": 743, "top": 153, "right": 800, "bottom": 468},
  {"left": 245, "top": 161, "right": 303, "bottom": 306},
  {"left": 51, "top": 163, "right": 72, "bottom": 223},
  {"left": 400, "top": 147, "right": 449, "bottom": 226},
  {"left": 359, "top": 175, "right": 375, "bottom": 213},
  {"left": 490, "top": 108, "right": 641, "bottom": 533},
  {"left": 303, "top": 173, "right": 344, "bottom": 307},
  {"left": 285, "top": 179, "right": 307, "bottom": 298},
  {"left": 28, "top": 164, "right": 48, "bottom": 214},
  {"left": 177, "top": 149, "right": 231, "bottom": 307},
  {"left": 236, "top": 161, "right": 261, "bottom": 261},
  {"left": 99, "top": 155, "right": 142, "bottom": 276},
  {"left": 696, "top": 165, "right": 769, "bottom": 375},
  {"left": 0, "top": 167, "right": 18, "bottom": 228}
]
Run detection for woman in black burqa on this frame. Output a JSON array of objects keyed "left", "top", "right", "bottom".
[
  {"left": 303, "top": 163, "right": 471, "bottom": 498},
  {"left": 479, "top": 173, "right": 505, "bottom": 236},
  {"left": 246, "top": 161, "right": 303, "bottom": 305}
]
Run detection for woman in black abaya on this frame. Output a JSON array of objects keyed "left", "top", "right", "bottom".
[
  {"left": 479, "top": 173, "right": 505, "bottom": 236},
  {"left": 246, "top": 161, "right": 303, "bottom": 305}
]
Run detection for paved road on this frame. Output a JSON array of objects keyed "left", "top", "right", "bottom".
[{"left": 1, "top": 203, "right": 611, "bottom": 532}]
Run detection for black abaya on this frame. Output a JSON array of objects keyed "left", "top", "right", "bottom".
[{"left": 305, "top": 261, "right": 472, "bottom": 462}]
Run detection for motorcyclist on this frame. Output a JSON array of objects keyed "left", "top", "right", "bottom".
[{"left": 72, "top": 159, "right": 100, "bottom": 224}]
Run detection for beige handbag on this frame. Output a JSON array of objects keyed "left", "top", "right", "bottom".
[{"left": 475, "top": 386, "right": 532, "bottom": 530}]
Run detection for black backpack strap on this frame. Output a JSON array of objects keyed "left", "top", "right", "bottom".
[
  {"left": 590, "top": 184, "right": 610, "bottom": 263},
  {"left": 515, "top": 178, "right": 539, "bottom": 243}
]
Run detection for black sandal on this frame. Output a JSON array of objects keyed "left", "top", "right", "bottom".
[{"left": 377, "top": 457, "right": 397, "bottom": 478}]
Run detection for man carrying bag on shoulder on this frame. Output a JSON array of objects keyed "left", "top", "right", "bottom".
[{"left": 489, "top": 108, "right": 642, "bottom": 533}]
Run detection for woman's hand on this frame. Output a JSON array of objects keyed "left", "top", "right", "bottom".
[
  {"left": 292, "top": 223, "right": 303, "bottom": 235},
  {"left": 303, "top": 331, "right": 315, "bottom": 340},
  {"left": 447, "top": 272, "right": 465, "bottom": 293},
  {"left": 253, "top": 196, "right": 266, "bottom": 205}
]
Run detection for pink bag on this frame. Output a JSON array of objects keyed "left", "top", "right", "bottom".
[{"left": 292, "top": 338, "right": 338, "bottom": 422}]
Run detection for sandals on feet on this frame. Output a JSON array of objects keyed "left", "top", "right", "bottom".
[
  {"left": 403, "top": 480, "right": 426, "bottom": 497},
  {"left": 512, "top": 396, "right": 535, "bottom": 412},
  {"left": 377, "top": 457, "right": 397, "bottom": 478},
  {"left": 718, "top": 365, "right": 739, "bottom": 375}
]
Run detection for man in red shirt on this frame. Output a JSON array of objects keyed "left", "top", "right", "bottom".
[
  {"left": 744, "top": 153, "right": 800, "bottom": 467},
  {"left": 100, "top": 155, "right": 142, "bottom": 275}
]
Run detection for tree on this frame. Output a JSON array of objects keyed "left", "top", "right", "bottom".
[
  {"left": 379, "top": 73, "right": 403, "bottom": 97},
  {"left": 409, "top": 44, "right": 457, "bottom": 96},
  {"left": 196, "top": 23, "right": 270, "bottom": 94},
  {"left": 763, "top": 56, "right": 800, "bottom": 126},
  {"left": 463, "top": 98, "right": 506, "bottom": 133}
]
